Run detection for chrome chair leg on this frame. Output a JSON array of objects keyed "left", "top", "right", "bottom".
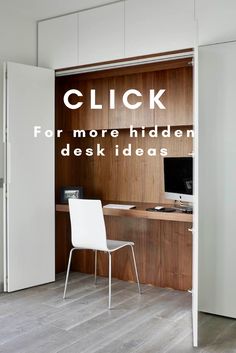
[
  {"left": 130, "top": 245, "right": 141, "bottom": 294},
  {"left": 108, "top": 252, "right": 112, "bottom": 309},
  {"left": 63, "top": 248, "right": 75, "bottom": 299},
  {"left": 94, "top": 250, "right": 97, "bottom": 285}
]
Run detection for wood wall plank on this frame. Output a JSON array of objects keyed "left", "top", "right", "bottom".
[
  {"left": 55, "top": 212, "right": 71, "bottom": 273},
  {"left": 68, "top": 216, "right": 192, "bottom": 291},
  {"left": 57, "top": 127, "right": 193, "bottom": 203},
  {"left": 57, "top": 76, "right": 109, "bottom": 130},
  {"left": 108, "top": 72, "right": 154, "bottom": 128},
  {"left": 56, "top": 60, "right": 193, "bottom": 131},
  {"left": 160, "top": 221, "right": 192, "bottom": 290},
  {"left": 154, "top": 66, "right": 193, "bottom": 126}
]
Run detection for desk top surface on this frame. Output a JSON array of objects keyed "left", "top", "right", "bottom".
[{"left": 56, "top": 201, "right": 193, "bottom": 223}]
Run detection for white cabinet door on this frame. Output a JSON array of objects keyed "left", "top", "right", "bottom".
[
  {"left": 125, "top": 0, "right": 195, "bottom": 57},
  {"left": 38, "top": 14, "right": 78, "bottom": 69},
  {"left": 3, "top": 62, "right": 55, "bottom": 292},
  {"left": 199, "top": 43, "right": 236, "bottom": 318},
  {"left": 78, "top": 2, "right": 124, "bottom": 65},
  {"left": 196, "top": 0, "right": 236, "bottom": 45}
]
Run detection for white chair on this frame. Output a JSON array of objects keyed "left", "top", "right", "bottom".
[{"left": 63, "top": 199, "right": 141, "bottom": 309}]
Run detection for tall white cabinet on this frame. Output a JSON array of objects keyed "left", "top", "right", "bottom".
[
  {"left": 38, "top": 14, "right": 78, "bottom": 69},
  {"left": 198, "top": 42, "right": 236, "bottom": 318},
  {"left": 125, "top": 0, "right": 195, "bottom": 57},
  {"left": 196, "top": 0, "right": 236, "bottom": 45},
  {"left": 38, "top": 2, "right": 125, "bottom": 69},
  {"left": 78, "top": 2, "right": 124, "bottom": 65},
  {"left": 37, "top": 0, "right": 195, "bottom": 69}
]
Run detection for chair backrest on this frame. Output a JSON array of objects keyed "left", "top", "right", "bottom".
[{"left": 68, "top": 199, "right": 108, "bottom": 251}]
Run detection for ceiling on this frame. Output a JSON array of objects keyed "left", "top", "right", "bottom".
[{"left": 0, "top": 0, "right": 118, "bottom": 21}]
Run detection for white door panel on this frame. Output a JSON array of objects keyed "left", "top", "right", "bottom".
[
  {"left": 4, "top": 62, "right": 55, "bottom": 292},
  {"left": 78, "top": 2, "right": 124, "bottom": 65},
  {"left": 196, "top": 0, "right": 236, "bottom": 45},
  {"left": 38, "top": 14, "right": 78, "bottom": 69},
  {"left": 192, "top": 47, "right": 199, "bottom": 347},
  {"left": 199, "top": 43, "right": 236, "bottom": 318},
  {"left": 125, "top": 0, "right": 195, "bottom": 57}
]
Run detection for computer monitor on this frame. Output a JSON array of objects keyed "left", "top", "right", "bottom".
[{"left": 164, "top": 157, "right": 193, "bottom": 203}]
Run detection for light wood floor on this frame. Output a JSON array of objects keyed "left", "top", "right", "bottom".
[{"left": 0, "top": 272, "right": 235, "bottom": 353}]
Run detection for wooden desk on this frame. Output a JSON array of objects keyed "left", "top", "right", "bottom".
[
  {"left": 56, "top": 201, "right": 193, "bottom": 223},
  {"left": 56, "top": 202, "right": 193, "bottom": 291}
]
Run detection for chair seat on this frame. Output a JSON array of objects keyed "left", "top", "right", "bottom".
[{"left": 107, "top": 239, "right": 134, "bottom": 252}]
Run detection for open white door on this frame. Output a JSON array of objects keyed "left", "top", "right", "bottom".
[
  {"left": 192, "top": 46, "right": 199, "bottom": 347},
  {"left": 3, "top": 62, "right": 55, "bottom": 292},
  {"left": 199, "top": 42, "right": 236, "bottom": 319}
]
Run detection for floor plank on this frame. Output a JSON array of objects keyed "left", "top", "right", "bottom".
[{"left": 0, "top": 272, "right": 235, "bottom": 353}]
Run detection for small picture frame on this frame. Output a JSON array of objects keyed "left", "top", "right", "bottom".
[{"left": 60, "top": 187, "right": 84, "bottom": 204}]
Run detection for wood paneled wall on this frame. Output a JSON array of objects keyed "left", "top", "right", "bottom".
[
  {"left": 108, "top": 72, "right": 154, "bottom": 128},
  {"left": 56, "top": 214, "right": 192, "bottom": 291},
  {"left": 55, "top": 127, "right": 193, "bottom": 204},
  {"left": 154, "top": 67, "right": 193, "bottom": 126},
  {"left": 55, "top": 58, "right": 193, "bottom": 290},
  {"left": 56, "top": 58, "right": 193, "bottom": 130}
]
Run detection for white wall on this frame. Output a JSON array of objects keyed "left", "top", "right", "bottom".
[{"left": 0, "top": 6, "right": 37, "bottom": 290}]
